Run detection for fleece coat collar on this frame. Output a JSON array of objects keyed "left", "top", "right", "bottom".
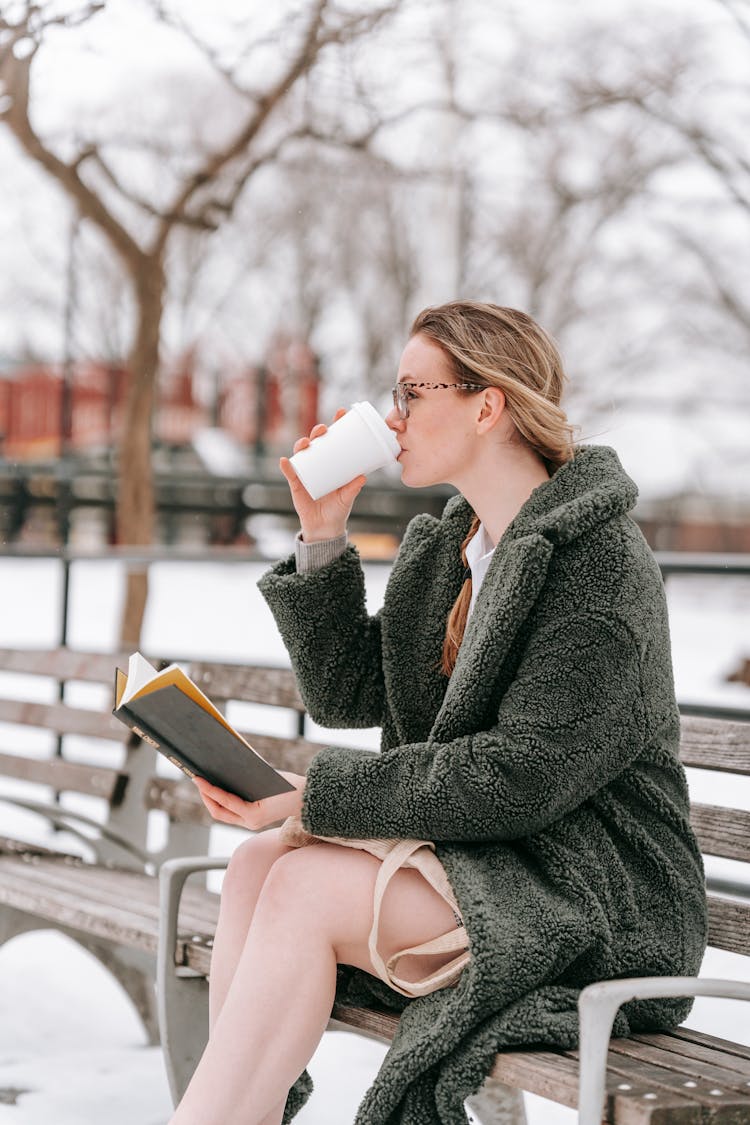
[{"left": 385, "top": 446, "right": 636, "bottom": 746}]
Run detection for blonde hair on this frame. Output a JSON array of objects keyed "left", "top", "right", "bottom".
[{"left": 408, "top": 302, "right": 577, "bottom": 675}]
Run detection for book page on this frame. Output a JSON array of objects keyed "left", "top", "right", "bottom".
[
  {"left": 117, "top": 653, "right": 269, "bottom": 761},
  {"left": 125, "top": 662, "right": 248, "bottom": 745},
  {"left": 120, "top": 652, "right": 179, "bottom": 705}
]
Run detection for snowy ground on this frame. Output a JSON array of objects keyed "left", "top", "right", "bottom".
[{"left": 0, "top": 555, "right": 749, "bottom": 1124}]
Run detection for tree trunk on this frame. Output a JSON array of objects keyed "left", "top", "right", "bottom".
[{"left": 117, "top": 258, "right": 164, "bottom": 649}]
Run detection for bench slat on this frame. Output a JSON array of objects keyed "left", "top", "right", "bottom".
[
  {"left": 630, "top": 1030, "right": 750, "bottom": 1079},
  {"left": 184, "top": 939, "right": 214, "bottom": 977},
  {"left": 240, "top": 732, "right": 322, "bottom": 772},
  {"left": 0, "top": 854, "right": 219, "bottom": 929},
  {"left": 597, "top": 1052, "right": 748, "bottom": 1122},
  {"left": 0, "top": 751, "right": 125, "bottom": 801},
  {"left": 0, "top": 698, "right": 128, "bottom": 742},
  {"left": 487, "top": 1047, "right": 700, "bottom": 1120},
  {"left": 706, "top": 891, "right": 750, "bottom": 956},
  {"left": 0, "top": 861, "right": 162, "bottom": 950},
  {"left": 0, "top": 856, "right": 218, "bottom": 950},
  {"left": 690, "top": 803, "right": 750, "bottom": 862},
  {"left": 661, "top": 1026, "right": 750, "bottom": 1064},
  {"left": 188, "top": 662, "right": 303, "bottom": 710},
  {"left": 0, "top": 647, "right": 130, "bottom": 684},
  {"left": 605, "top": 1037, "right": 750, "bottom": 1094},
  {"left": 14, "top": 859, "right": 218, "bottom": 931},
  {"left": 679, "top": 715, "right": 750, "bottom": 775},
  {"left": 493, "top": 1035, "right": 750, "bottom": 1121}
]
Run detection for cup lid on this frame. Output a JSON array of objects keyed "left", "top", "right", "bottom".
[{"left": 350, "top": 402, "right": 400, "bottom": 459}]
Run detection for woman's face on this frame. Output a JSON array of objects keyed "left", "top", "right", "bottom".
[{"left": 386, "top": 333, "right": 483, "bottom": 489}]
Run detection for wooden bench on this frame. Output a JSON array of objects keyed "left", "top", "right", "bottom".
[{"left": 1, "top": 648, "right": 749, "bottom": 1123}]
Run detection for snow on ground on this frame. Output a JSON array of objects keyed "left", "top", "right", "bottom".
[{"left": 0, "top": 555, "right": 748, "bottom": 1124}]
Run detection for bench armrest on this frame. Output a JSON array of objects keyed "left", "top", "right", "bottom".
[
  {"left": 158, "top": 855, "right": 230, "bottom": 976},
  {"left": 157, "top": 856, "right": 230, "bottom": 1103},
  {"left": 578, "top": 976, "right": 750, "bottom": 1125}
]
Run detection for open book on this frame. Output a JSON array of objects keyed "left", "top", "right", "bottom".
[{"left": 113, "top": 653, "right": 295, "bottom": 802}]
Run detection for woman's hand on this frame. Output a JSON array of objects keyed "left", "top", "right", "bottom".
[
  {"left": 279, "top": 408, "right": 366, "bottom": 542},
  {"left": 192, "top": 771, "right": 306, "bottom": 832}
]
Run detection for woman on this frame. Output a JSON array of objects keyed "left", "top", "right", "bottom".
[{"left": 171, "top": 302, "right": 707, "bottom": 1125}]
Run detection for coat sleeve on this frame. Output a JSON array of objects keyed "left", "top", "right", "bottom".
[
  {"left": 257, "top": 545, "right": 385, "bottom": 729},
  {"left": 300, "top": 612, "right": 649, "bottom": 841}
]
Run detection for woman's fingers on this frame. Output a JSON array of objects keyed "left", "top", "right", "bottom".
[
  {"left": 279, "top": 456, "right": 301, "bottom": 487},
  {"left": 338, "top": 474, "right": 367, "bottom": 505},
  {"left": 195, "top": 776, "right": 255, "bottom": 814},
  {"left": 193, "top": 777, "right": 261, "bottom": 826},
  {"left": 292, "top": 424, "right": 327, "bottom": 454},
  {"left": 281, "top": 454, "right": 364, "bottom": 505},
  {"left": 290, "top": 411, "right": 345, "bottom": 455},
  {"left": 196, "top": 789, "right": 244, "bottom": 827}
]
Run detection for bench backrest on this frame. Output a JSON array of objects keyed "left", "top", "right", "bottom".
[
  {"left": 0, "top": 647, "right": 315, "bottom": 866},
  {"left": 678, "top": 713, "right": 750, "bottom": 958},
  {"left": 1, "top": 647, "right": 749, "bottom": 958}
]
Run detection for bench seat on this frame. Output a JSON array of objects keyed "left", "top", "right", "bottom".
[
  {"left": 4, "top": 842, "right": 747, "bottom": 1124},
  {"left": 0, "top": 841, "right": 218, "bottom": 960}
]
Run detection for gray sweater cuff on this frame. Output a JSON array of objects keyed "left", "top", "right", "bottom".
[{"left": 294, "top": 531, "right": 348, "bottom": 573}]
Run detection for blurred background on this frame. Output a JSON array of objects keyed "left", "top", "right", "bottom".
[{"left": 1, "top": 0, "right": 748, "bottom": 570}]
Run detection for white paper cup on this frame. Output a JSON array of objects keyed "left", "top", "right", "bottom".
[{"left": 289, "top": 402, "right": 400, "bottom": 500}]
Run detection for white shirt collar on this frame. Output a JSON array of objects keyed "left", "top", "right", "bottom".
[
  {"left": 465, "top": 521, "right": 494, "bottom": 569},
  {"left": 465, "top": 521, "right": 496, "bottom": 620}
]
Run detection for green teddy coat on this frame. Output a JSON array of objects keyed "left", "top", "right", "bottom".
[{"left": 257, "top": 445, "right": 708, "bottom": 1125}]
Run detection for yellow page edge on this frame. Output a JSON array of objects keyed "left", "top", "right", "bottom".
[{"left": 123, "top": 667, "right": 251, "bottom": 747}]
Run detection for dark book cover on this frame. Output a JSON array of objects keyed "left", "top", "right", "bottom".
[{"left": 113, "top": 681, "right": 294, "bottom": 803}]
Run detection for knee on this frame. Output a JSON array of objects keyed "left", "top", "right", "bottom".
[
  {"left": 257, "top": 844, "right": 375, "bottom": 938},
  {"left": 221, "top": 829, "right": 290, "bottom": 902}
]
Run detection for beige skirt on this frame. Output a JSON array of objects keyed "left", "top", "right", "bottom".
[{"left": 279, "top": 814, "right": 470, "bottom": 998}]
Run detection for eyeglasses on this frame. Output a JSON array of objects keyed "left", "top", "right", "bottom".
[{"left": 390, "top": 381, "right": 485, "bottom": 420}]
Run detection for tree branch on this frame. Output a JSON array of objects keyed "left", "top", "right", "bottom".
[
  {"left": 713, "top": 0, "right": 750, "bottom": 42},
  {"left": 79, "top": 145, "right": 216, "bottom": 232},
  {"left": 664, "top": 221, "right": 750, "bottom": 339},
  {"left": 152, "top": 0, "right": 401, "bottom": 254},
  {"left": 0, "top": 8, "right": 146, "bottom": 273},
  {"left": 151, "top": 0, "right": 332, "bottom": 254},
  {"left": 557, "top": 76, "right": 750, "bottom": 215}
]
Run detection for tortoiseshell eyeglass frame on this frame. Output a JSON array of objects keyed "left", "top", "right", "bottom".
[{"left": 391, "top": 381, "right": 485, "bottom": 419}]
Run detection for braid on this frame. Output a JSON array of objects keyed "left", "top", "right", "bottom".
[{"left": 440, "top": 514, "right": 481, "bottom": 676}]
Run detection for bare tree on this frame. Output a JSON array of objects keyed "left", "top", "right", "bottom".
[
  {"left": 408, "top": 4, "right": 747, "bottom": 443},
  {"left": 0, "top": 0, "right": 400, "bottom": 644},
  {"left": 548, "top": 5, "right": 750, "bottom": 401}
]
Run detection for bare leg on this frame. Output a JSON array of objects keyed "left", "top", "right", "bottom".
[
  {"left": 257, "top": 1097, "right": 286, "bottom": 1125},
  {"left": 211, "top": 829, "right": 295, "bottom": 1125},
  {"left": 209, "top": 828, "right": 295, "bottom": 1029},
  {"left": 169, "top": 841, "right": 461, "bottom": 1125}
]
